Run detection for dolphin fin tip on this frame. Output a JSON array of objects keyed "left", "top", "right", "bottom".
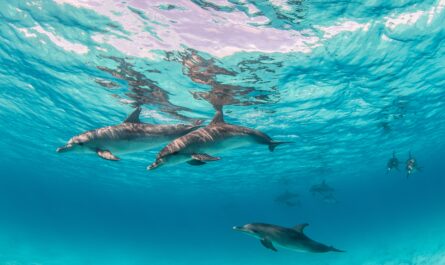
[
  {"left": 269, "top": 141, "right": 294, "bottom": 152},
  {"left": 330, "top": 246, "right": 346, "bottom": 253}
]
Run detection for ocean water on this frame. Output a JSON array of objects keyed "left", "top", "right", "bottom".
[{"left": 1, "top": 0, "right": 445, "bottom": 264}]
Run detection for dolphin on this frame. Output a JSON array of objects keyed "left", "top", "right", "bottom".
[
  {"left": 233, "top": 223, "right": 345, "bottom": 253},
  {"left": 148, "top": 106, "right": 292, "bottom": 170},
  {"left": 56, "top": 107, "right": 202, "bottom": 161},
  {"left": 310, "top": 180, "right": 335, "bottom": 197},
  {"left": 387, "top": 151, "right": 399, "bottom": 172}
]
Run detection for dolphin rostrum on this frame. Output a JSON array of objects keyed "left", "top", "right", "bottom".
[
  {"left": 233, "top": 223, "right": 345, "bottom": 253},
  {"left": 56, "top": 107, "right": 202, "bottom": 161},
  {"left": 148, "top": 106, "right": 292, "bottom": 169}
]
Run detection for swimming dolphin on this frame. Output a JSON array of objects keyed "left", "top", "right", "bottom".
[
  {"left": 56, "top": 107, "right": 202, "bottom": 161},
  {"left": 233, "top": 223, "right": 344, "bottom": 253},
  {"left": 148, "top": 106, "right": 291, "bottom": 170},
  {"left": 274, "top": 190, "right": 300, "bottom": 207},
  {"left": 406, "top": 152, "right": 420, "bottom": 178},
  {"left": 387, "top": 151, "right": 399, "bottom": 172},
  {"left": 310, "top": 180, "right": 334, "bottom": 197}
]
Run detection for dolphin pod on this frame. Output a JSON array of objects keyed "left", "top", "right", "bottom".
[
  {"left": 148, "top": 106, "right": 292, "bottom": 170},
  {"left": 57, "top": 107, "right": 202, "bottom": 161},
  {"left": 57, "top": 107, "right": 345, "bottom": 255},
  {"left": 233, "top": 223, "right": 345, "bottom": 253}
]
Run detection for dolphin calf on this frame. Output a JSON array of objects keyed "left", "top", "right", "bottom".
[
  {"left": 233, "top": 223, "right": 344, "bottom": 253},
  {"left": 387, "top": 151, "right": 399, "bottom": 172},
  {"left": 57, "top": 107, "right": 202, "bottom": 161},
  {"left": 148, "top": 106, "right": 291, "bottom": 170}
]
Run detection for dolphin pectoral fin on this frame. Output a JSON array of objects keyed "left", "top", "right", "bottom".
[
  {"left": 191, "top": 153, "right": 220, "bottom": 162},
  {"left": 260, "top": 238, "right": 277, "bottom": 252},
  {"left": 293, "top": 223, "right": 309, "bottom": 233},
  {"left": 187, "top": 160, "right": 206, "bottom": 166},
  {"left": 96, "top": 149, "right": 120, "bottom": 161}
]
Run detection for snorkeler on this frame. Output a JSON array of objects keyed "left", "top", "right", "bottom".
[
  {"left": 406, "top": 152, "right": 420, "bottom": 178},
  {"left": 387, "top": 151, "right": 399, "bottom": 172}
]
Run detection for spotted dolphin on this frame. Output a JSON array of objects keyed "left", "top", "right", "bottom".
[
  {"left": 56, "top": 108, "right": 202, "bottom": 161},
  {"left": 148, "top": 107, "right": 292, "bottom": 170},
  {"left": 310, "top": 180, "right": 334, "bottom": 196},
  {"left": 233, "top": 223, "right": 345, "bottom": 253}
]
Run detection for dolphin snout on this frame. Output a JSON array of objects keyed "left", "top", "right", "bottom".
[
  {"left": 233, "top": 226, "right": 243, "bottom": 231},
  {"left": 56, "top": 144, "right": 72, "bottom": 153},
  {"left": 147, "top": 162, "right": 160, "bottom": 170}
]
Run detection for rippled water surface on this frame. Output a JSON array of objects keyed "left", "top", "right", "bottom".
[{"left": 1, "top": 0, "right": 445, "bottom": 264}]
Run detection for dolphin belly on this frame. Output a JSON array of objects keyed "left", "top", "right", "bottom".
[{"left": 95, "top": 136, "right": 171, "bottom": 154}]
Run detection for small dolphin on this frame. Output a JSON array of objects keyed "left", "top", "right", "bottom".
[
  {"left": 310, "top": 180, "right": 334, "bottom": 197},
  {"left": 274, "top": 190, "right": 300, "bottom": 207},
  {"left": 406, "top": 152, "right": 420, "bottom": 178},
  {"left": 387, "top": 151, "right": 399, "bottom": 172},
  {"left": 148, "top": 106, "right": 291, "bottom": 170},
  {"left": 233, "top": 223, "right": 344, "bottom": 253},
  {"left": 57, "top": 108, "right": 202, "bottom": 161}
]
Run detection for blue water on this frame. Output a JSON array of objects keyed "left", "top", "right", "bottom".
[{"left": 1, "top": 0, "right": 445, "bottom": 264}]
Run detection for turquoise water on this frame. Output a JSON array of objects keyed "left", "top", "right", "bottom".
[{"left": 1, "top": 0, "right": 445, "bottom": 264}]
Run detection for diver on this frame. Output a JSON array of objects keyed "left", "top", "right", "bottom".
[
  {"left": 406, "top": 152, "right": 420, "bottom": 178},
  {"left": 387, "top": 151, "right": 399, "bottom": 173}
]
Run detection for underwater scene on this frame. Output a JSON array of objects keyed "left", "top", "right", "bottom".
[{"left": 1, "top": 0, "right": 445, "bottom": 264}]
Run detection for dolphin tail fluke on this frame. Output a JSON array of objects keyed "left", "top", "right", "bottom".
[
  {"left": 330, "top": 246, "right": 346, "bottom": 253},
  {"left": 269, "top": 141, "right": 294, "bottom": 152}
]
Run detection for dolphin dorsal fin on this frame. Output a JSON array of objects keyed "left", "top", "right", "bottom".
[
  {"left": 293, "top": 223, "right": 309, "bottom": 233},
  {"left": 210, "top": 106, "right": 225, "bottom": 125},
  {"left": 124, "top": 107, "right": 142, "bottom": 123}
]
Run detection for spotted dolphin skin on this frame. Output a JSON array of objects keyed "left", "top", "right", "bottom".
[
  {"left": 56, "top": 108, "right": 202, "bottom": 161},
  {"left": 233, "top": 223, "right": 345, "bottom": 253},
  {"left": 148, "top": 107, "right": 292, "bottom": 170}
]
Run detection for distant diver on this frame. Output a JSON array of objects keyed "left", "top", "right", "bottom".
[
  {"left": 233, "top": 223, "right": 345, "bottom": 253},
  {"left": 274, "top": 190, "right": 300, "bottom": 207},
  {"left": 387, "top": 151, "right": 399, "bottom": 172},
  {"left": 148, "top": 105, "right": 292, "bottom": 170},
  {"left": 57, "top": 107, "right": 202, "bottom": 161},
  {"left": 406, "top": 152, "right": 420, "bottom": 178}
]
